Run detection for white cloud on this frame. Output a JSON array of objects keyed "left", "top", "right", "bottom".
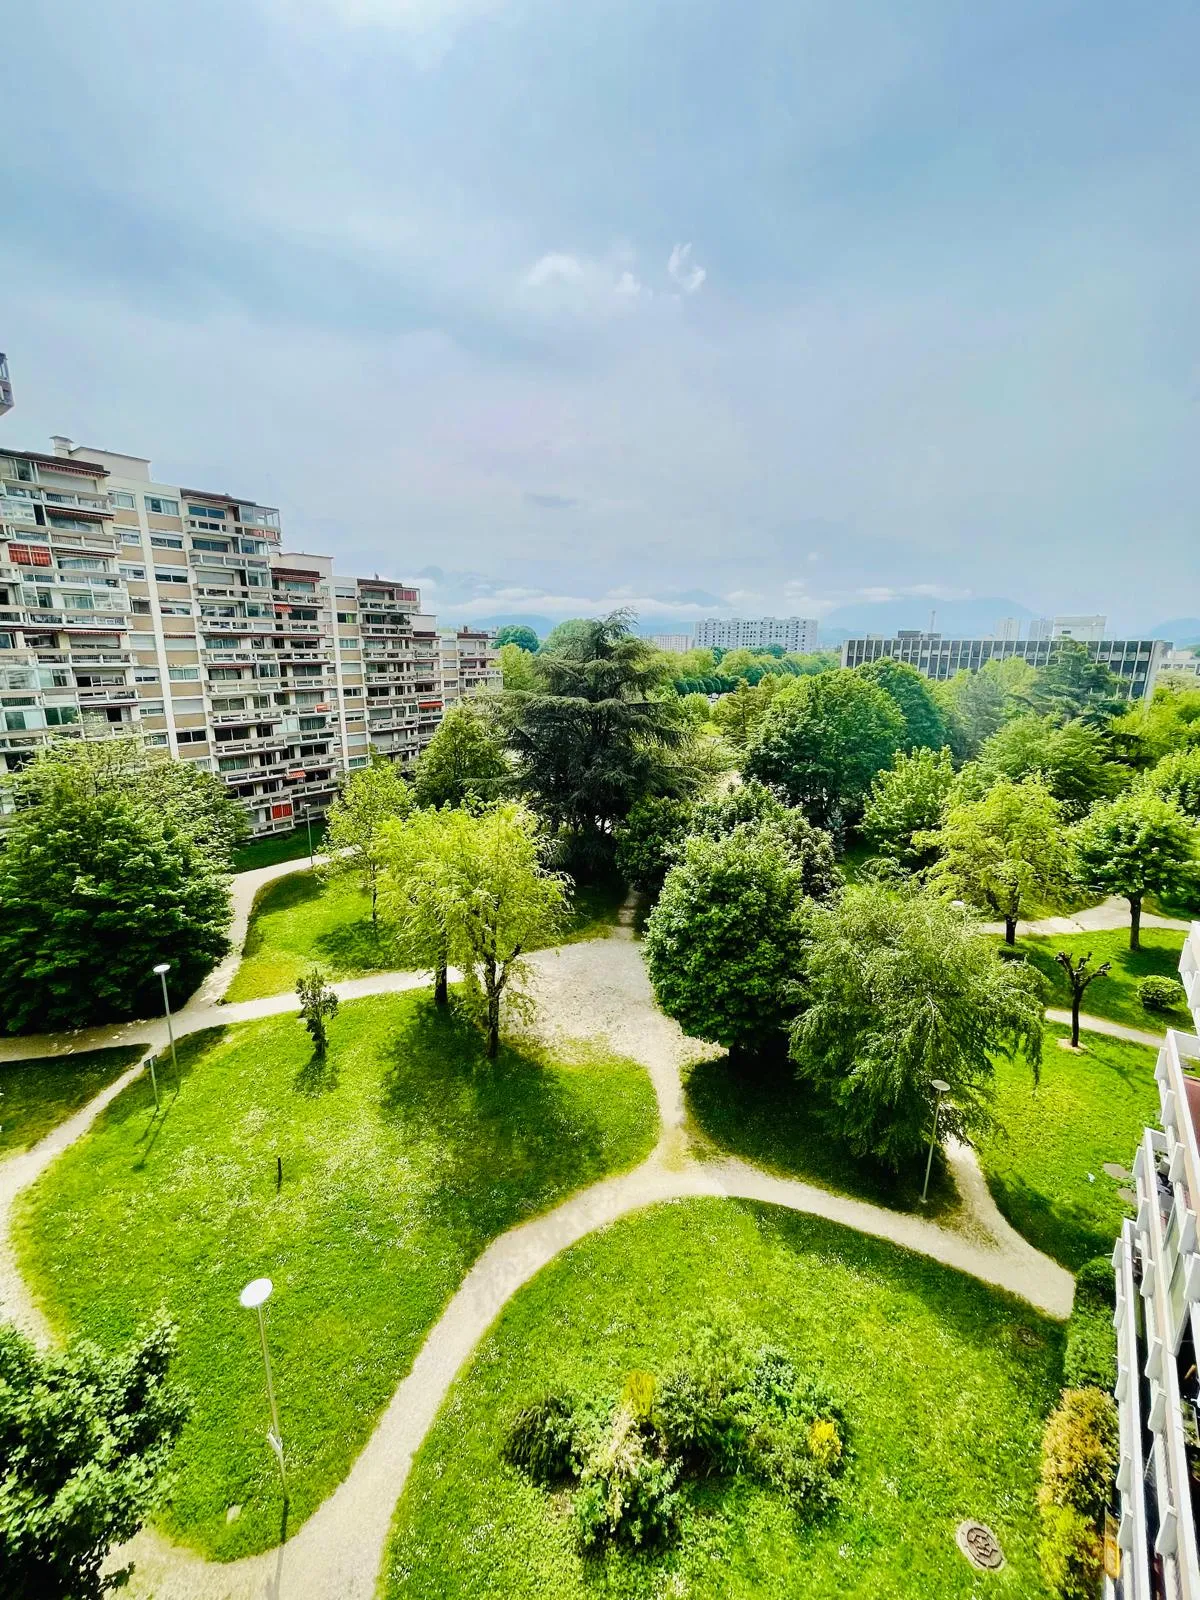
[
  {"left": 521, "top": 249, "right": 648, "bottom": 314},
  {"left": 668, "top": 242, "right": 707, "bottom": 294},
  {"left": 525, "top": 253, "right": 586, "bottom": 288}
]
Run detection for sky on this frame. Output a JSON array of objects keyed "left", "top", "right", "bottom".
[{"left": 2, "top": 0, "right": 1198, "bottom": 635}]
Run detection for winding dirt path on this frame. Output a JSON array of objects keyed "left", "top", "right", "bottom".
[{"left": 0, "top": 861, "right": 1124, "bottom": 1598}]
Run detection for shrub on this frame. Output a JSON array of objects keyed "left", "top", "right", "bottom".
[
  {"left": 1039, "top": 1503, "right": 1103, "bottom": 1600},
  {"left": 1038, "top": 1387, "right": 1118, "bottom": 1523},
  {"left": 503, "top": 1394, "right": 587, "bottom": 1485},
  {"left": 1139, "top": 974, "right": 1187, "bottom": 1013},
  {"left": 613, "top": 797, "right": 696, "bottom": 891},
  {"left": 573, "top": 1406, "right": 681, "bottom": 1552}
]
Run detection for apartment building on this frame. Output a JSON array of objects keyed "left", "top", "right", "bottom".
[
  {"left": 0, "top": 438, "right": 444, "bottom": 835},
  {"left": 648, "top": 633, "right": 693, "bottom": 653},
  {"left": 0, "top": 353, "right": 12, "bottom": 416},
  {"left": 438, "top": 626, "right": 501, "bottom": 708},
  {"left": 694, "top": 616, "right": 821, "bottom": 653},
  {"left": 1110, "top": 924, "right": 1200, "bottom": 1599},
  {"left": 840, "top": 632, "right": 1167, "bottom": 700}
]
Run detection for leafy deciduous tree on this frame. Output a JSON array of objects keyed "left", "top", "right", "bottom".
[
  {"left": 1072, "top": 790, "right": 1197, "bottom": 949},
  {"left": 296, "top": 966, "right": 339, "bottom": 1057},
  {"left": 935, "top": 658, "right": 1035, "bottom": 756},
  {"left": 689, "top": 781, "right": 842, "bottom": 902},
  {"left": 378, "top": 805, "right": 457, "bottom": 1006},
  {"left": 613, "top": 795, "right": 697, "bottom": 891},
  {"left": 976, "top": 714, "right": 1126, "bottom": 819},
  {"left": 644, "top": 824, "right": 814, "bottom": 1057},
  {"left": 0, "top": 1316, "right": 188, "bottom": 1600},
  {"left": 861, "top": 746, "right": 956, "bottom": 869},
  {"left": 743, "top": 669, "right": 904, "bottom": 832},
  {"left": 323, "top": 757, "right": 412, "bottom": 923},
  {"left": 790, "top": 886, "right": 1044, "bottom": 1168},
  {"left": 498, "top": 641, "right": 539, "bottom": 693},
  {"left": 855, "top": 658, "right": 948, "bottom": 752},
  {"left": 919, "top": 776, "right": 1073, "bottom": 943},
  {"left": 494, "top": 624, "right": 539, "bottom": 652},
  {"left": 1140, "top": 745, "right": 1200, "bottom": 820},
  {"left": 413, "top": 703, "right": 510, "bottom": 810},
  {"left": 710, "top": 677, "right": 781, "bottom": 750}
]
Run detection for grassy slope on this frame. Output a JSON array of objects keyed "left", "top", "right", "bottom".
[
  {"left": 231, "top": 821, "right": 328, "bottom": 874},
  {"left": 0, "top": 1047, "right": 146, "bottom": 1156},
  {"left": 979, "top": 1022, "right": 1159, "bottom": 1271},
  {"left": 685, "top": 1053, "right": 958, "bottom": 1218},
  {"left": 15, "top": 993, "right": 657, "bottom": 1560},
  {"left": 225, "top": 868, "right": 628, "bottom": 1003},
  {"left": 1012, "top": 926, "right": 1188, "bottom": 1030},
  {"left": 385, "top": 1200, "right": 1061, "bottom": 1600}
]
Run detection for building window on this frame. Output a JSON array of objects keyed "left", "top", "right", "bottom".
[
  {"left": 168, "top": 666, "right": 200, "bottom": 681},
  {"left": 160, "top": 602, "right": 192, "bottom": 616},
  {"left": 150, "top": 535, "right": 184, "bottom": 550},
  {"left": 155, "top": 569, "right": 189, "bottom": 584},
  {"left": 6, "top": 543, "right": 52, "bottom": 568},
  {"left": 177, "top": 729, "right": 207, "bottom": 744},
  {"left": 143, "top": 732, "right": 170, "bottom": 746},
  {"left": 45, "top": 706, "right": 80, "bottom": 726},
  {"left": 62, "top": 593, "right": 96, "bottom": 611},
  {"left": 131, "top": 600, "right": 153, "bottom": 615},
  {"left": 120, "top": 564, "right": 147, "bottom": 581},
  {"left": 134, "top": 669, "right": 160, "bottom": 683},
  {"left": 144, "top": 495, "right": 179, "bottom": 516},
  {"left": 192, "top": 536, "right": 230, "bottom": 552},
  {"left": 108, "top": 491, "right": 136, "bottom": 509},
  {"left": 187, "top": 505, "right": 226, "bottom": 519}
]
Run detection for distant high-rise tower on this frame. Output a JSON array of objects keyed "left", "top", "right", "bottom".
[{"left": 0, "top": 354, "right": 13, "bottom": 417}]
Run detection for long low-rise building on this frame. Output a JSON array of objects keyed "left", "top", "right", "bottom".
[
  {"left": 0, "top": 438, "right": 449, "bottom": 835},
  {"left": 840, "top": 631, "right": 1168, "bottom": 699},
  {"left": 1111, "top": 924, "right": 1200, "bottom": 1598}
]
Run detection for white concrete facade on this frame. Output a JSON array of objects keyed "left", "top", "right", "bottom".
[
  {"left": 693, "top": 615, "right": 820, "bottom": 653},
  {"left": 840, "top": 631, "right": 1166, "bottom": 700}
]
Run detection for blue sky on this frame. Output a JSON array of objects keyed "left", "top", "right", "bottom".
[{"left": 2, "top": 0, "right": 1197, "bottom": 632}]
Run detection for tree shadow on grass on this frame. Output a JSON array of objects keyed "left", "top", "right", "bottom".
[
  {"left": 293, "top": 1050, "right": 340, "bottom": 1098},
  {"left": 685, "top": 1053, "right": 958, "bottom": 1219},
  {"left": 312, "top": 919, "right": 394, "bottom": 975},
  {"left": 984, "top": 1170, "right": 1127, "bottom": 1275},
  {"left": 239, "top": 871, "right": 324, "bottom": 961},
  {"left": 377, "top": 1002, "right": 612, "bottom": 1244},
  {"left": 741, "top": 1198, "right": 1064, "bottom": 1366}
]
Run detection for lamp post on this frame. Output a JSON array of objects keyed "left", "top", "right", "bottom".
[
  {"left": 239, "top": 1277, "right": 287, "bottom": 1496},
  {"left": 152, "top": 961, "right": 177, "bottom": 1088},
  {"left": 305, "top": 807, "right": 314, "bottom": 867},
  {"left": 920, "top": 1079, "right": 952, "bottom": 1205}
]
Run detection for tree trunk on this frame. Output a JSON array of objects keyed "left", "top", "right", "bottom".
[
  {"left": 1129, "top": 895, "right": 1142, "bottom": 952},
  {"left": 486, "top": 988, "right": 500, "bottom": 1060},
  {"left": 1004, "top": 915, "right": 1017, "bottom": 946},
  {"left": 434, "top": 959, "right": 448, "bottom": 1007},
  {"left": 1070, "top": 989, "right": 1081, "bottom": 1049},
  {"left": 370, "top": 875, "right": 378, "bottom": 928}
]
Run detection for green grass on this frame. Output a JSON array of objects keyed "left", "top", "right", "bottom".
[
  {"left": 0, "top": 1047, "right": 146, "bottom": 1156},
  {"left": 15, "top": 993, "right": 657, "bottom": 1560},
  {"left": 231, "top": 820, "right": 328, "bottom": 874},
  {"left": 384, "top": 1200, "right": 1061, "bottom": 1600},
  {"left": 226, "top": 867, "right": 629, "bottom": 1003},
  {"left": 1009, "top": 926, "right": 1188, "bottom": 1031},
  {"left": 979, "top": 1022, "right": 1159, "bottom": 1271},
  {"left": 685, "top": 1053, "right": 959, "bottom": 1218}
]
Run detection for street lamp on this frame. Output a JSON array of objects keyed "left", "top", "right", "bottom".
[
  {"left": 920, "top": 1079, "right": 952, "bottom": 1205},
  {"left": 239, "top": 1276, "right": 287, "bottom": 1496},
  {"left": 152, "top": 961, "right": 177, "bottom": 1086},
  {"left": 304, "top": 807, "right": 314, "bottom": 867}
]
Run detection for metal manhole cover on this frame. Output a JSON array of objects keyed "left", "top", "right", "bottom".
[{"left": 956, "top": 1521, "right": 1004, "bottom": 1570}]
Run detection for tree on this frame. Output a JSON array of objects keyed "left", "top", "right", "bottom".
[
  {"left": 296, "top": 966, "right": 339, "bottom": 1057},
  {"left": 498, "top": 641, "right": 539, "bottom": 693},
  {"left": 378, "top": 805, "right": 457, "bottom": 1006},
  {"left": 504, "top": 610, "right": 701, "bottom": 870},
  {"left": 436, "top": 802, "right": 570, "bottom": 1058},
  {"left": 1054, "top": 951, "right": 1112, "bottom": 1049},
  {"left": 0, "top": 746, "right": 233, "bottom": 1033},
  {"left": 539, "top": 617, "right": 598, "bottom": 655},
  {"left": 855, "top": 658, "right": 948, "bottom": 752},
  {"left": 0, "top": 1317, "right": 187, "bottom": 1600},
  {"left": 1072, "top": 791, "right": 1198, "bottom": 949},
  {"left": 324, "top": 758, "right": 412, "bottom": 923},
  {"left": 413, "top": 702, "right": 510, "bottom": 810},
  {"left": 1140, "top": 746, "right": 1200, "bottom": 820},
  {"left": 936, "top": 657, "right": 1035, "bottom": 755},
  {"left": 976, "top": 715, "right": 1127, "bottom": 819},
  {"left": 1111, "top": 684, "right": 1200, "bottom": 766},
  {"left": 1030, "top": 640, "right": 1125, "bottom": 724},
  {"left": 790, "top": 886, "right": 1044, "bottom": 1168},
  {"left": 495, "top": 624, "right": 539, "bottom": 652},
  {"left": 613, "top": 795, "right": 696, "bottom": 891},
  {"left": 689, "top": 780, "right": 842, "bottom": 902},
  {"left": 919, "top": 776, "right": 1073, "bottom": 944},
  {"left": 644, "top": 824, "right": 814, "bottom": 1057},
  {"left": 862, "top": 746, "right": 956, "bottom": 869},
  {"left": 710, "top": 677, "right": 780, "bottom": 751},
  {"left": 743, "top": 669, "right": 904, "bottom": 831}
]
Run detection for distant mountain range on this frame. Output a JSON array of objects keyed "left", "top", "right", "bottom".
[{"left": 1148, "top": 618, "right": 1200, "bottom": 647}]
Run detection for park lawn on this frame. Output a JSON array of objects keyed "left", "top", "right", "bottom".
[
  {"left": 0, "top": 1046, "right": 146, "bottom": 1157},
  {"left": 1012, "top": 926, "right": 1188, "bottom": 1031},
  {"left": 979, "top": 1022, "right": 1159, "bottom": 1271},
  {"left": 384, "top": 1199, "right": 1061, "bottom": 1600},
  {"left": 226, "top": 867, "right": 628, "bottom": 1002},
  {"left": 685, "top": 1053, "right": 959, "bottom": 1218},
  {"left": 231, "top": 821, "right": 327, "bottom": 874},
  {"left": 14, "top": 993, "right": 657, "bottom": 1560}
]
